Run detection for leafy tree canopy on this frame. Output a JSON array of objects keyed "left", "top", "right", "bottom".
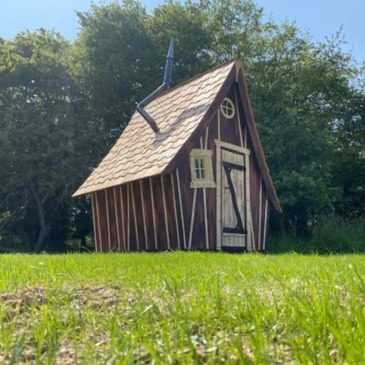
[{"left": 0, "top": 0, "right": 364, "bottom": 250}]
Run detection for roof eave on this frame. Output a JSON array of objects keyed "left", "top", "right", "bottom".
[{"left": 235, "top": 63, "right": 282, "bottom": 213}]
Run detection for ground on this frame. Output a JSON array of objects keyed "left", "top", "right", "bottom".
[{"left": 1, "top": 252, "right": 365, "bottom": 364}]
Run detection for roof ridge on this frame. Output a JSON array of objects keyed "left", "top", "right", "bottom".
[{"left": 152, "top": 58, "right": 238, "bottom": 103}]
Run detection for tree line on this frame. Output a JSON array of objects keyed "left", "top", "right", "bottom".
[{"left": 0, "top": 0, "right": 364, "bottom": 252}]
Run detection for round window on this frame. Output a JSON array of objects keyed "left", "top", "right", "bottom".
[{"left": 220, "top": 97, "right": 235, "bottom": 119}]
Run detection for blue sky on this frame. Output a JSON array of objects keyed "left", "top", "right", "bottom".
[{"left": 1, "top": 0, "right": 364, "bottom": 63}]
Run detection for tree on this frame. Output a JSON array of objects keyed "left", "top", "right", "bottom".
[
  {"left": 0, "top": 30, "right": 94, "bottom": 251},
  {"left": 73, "top": 0, "right": 161, "bottom": 144},
  {"left": 175, "top": 1, "right": 364, "bottom": 233},
  {"left": 331, "top": 85, "right": 365, "bottom": 218},
  {"left": 1, "top": 0, "right": 364, "bottom": 250},
  {"left": 73, "top": 0, "right": 365, "bottom": 235},
  {"left": 246, "top": 28, "right": 364, "bottom": 233},
  {"left": 147, "top": 0, "right": 214, "bottom": 83}
]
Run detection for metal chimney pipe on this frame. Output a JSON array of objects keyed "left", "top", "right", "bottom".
[
  {"left": 164, "top": 39, "right": 174, "bottom": 86},
  {"left": 137, "top": 39, "right": 174, "bottom": 133}
]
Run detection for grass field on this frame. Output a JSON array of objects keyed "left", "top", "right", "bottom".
[{"left": 1, "top": 252, "right": 365, "bottom": 364}]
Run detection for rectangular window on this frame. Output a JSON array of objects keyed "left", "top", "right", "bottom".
[
  {"left": 194, "top": 158, "right": 206, "bottom": 179},
  {"left": 190, "top": 149, "right": 216, "bottom": 188}
]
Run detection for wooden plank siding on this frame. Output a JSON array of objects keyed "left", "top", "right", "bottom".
[
  {"left": 206, "top": 111, "right": 218, "bottom": 250},
  {"left": 249, "top": 154, "right": 260, "bottom": 250},
  {"left": 143, "top": 179, "right": 156, "bottom": 250},
  {"left": 131, "top": 181, "right": 142, "bottom": 250},
  {"left": 162, "top": 174, "right": 179, "bottom": 250},
  {"left": 106, "top": 188, "right": 118, "bottom": 251},
  {"left": 119, "top": 186, "right": 127, "bottom": 250},
  {"left": 219, "top": 88, "right": 242, "bottom": 147},
  {"left": 176, "top": 155, "right": 195, "bottom": 249},
  {"left": 91, "top": 193, "right": 101, "bottom": 252},
  {"left": 92, "top": 173, "right": 182, "bottom": 251},
  {"left": 246, "top": 139, "right": 270, "bottom": 251},
  {"left": 95, "top": 190, "right": 109, "bottom": 252}
]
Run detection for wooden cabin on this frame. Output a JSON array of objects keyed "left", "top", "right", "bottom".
[{"left": 73, "top": 59, "right": 281, "bottom": 252}]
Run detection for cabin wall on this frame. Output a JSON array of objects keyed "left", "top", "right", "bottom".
[
  {"left": 92, "top": 174, "right": 184, "bottom": 252},
  {"left": 174, "top": 112, "right": 218, "bottom": 250},
  {"left": 169, "top": 84, "right": 270, "bottom": 251},
  {"left": 152, "top": 87, "right": 269, "bottom": 251},
  {"left": 91, "top": 83, "right": 271, "bottom": 252}
]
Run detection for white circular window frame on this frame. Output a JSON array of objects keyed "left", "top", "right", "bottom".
[{"left": 220, "top": 97, "right": 235, "bottom": 119}]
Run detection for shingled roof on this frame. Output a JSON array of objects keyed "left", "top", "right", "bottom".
[
  {"left": 73, "top": 59, "right": 281, "bottom": 213},
  {"left": 73, "top": 60, "right": 235, "bottom": 196}
]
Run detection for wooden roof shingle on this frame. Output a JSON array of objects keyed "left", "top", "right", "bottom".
[{"left": 73, "top": 59, "right": 236, "bottom": 197}]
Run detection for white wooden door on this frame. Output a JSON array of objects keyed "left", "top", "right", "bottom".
[{"left": 221, "top": 148, "right": 247, "bottom": 248}]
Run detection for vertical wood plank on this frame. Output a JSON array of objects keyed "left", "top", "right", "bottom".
[
  {"left": 234, "top": 89, "right": 244, "bottom": 148},
  {"left": 105, "top": 190, "right": 112, "bottom": 251},
  {"left": 258, "top": 178, "right": 262, "bottom": 250},
  {"left": 161, "top": 175, "right": 170, "bottom": 250},
  {"left": 119, "top": 186, "right": 126, "bottom": 250},
  {"left": 218, "top": 110, "right": 221, "bottom": 141},
  {"left": 191, "top": 189, "right": 206, "bottom": 249},
  {"left": 205, "top": 126, "right": 209, "bottom": 149},
  {"left": 130, "top": 182, "right": 139, "bottom": 250},
  {"left": 163, "top": 174, "right": 178, "bottom": 249},
  {"left": 245, "top": 153, "right": 254, "bottom": 250},
  {"left": 107, "top": 189, "right": 118, "bottom": 251},
  {"left": 95, "top": 192, "right": 103, "bottom": 252},
  {"left": 247, "top": 152, "right": 261, "bottom": 251},
  {"left": 149, "top": 178, "right": 158, "bottom": 250},
  {"left": 200, "top": 136, "right": 209, "bottom": 250},
  {"left": 250, "top": 220, "right": 255, "bottom": 251},
  {"left": 113, "top": 188, "right": 121, "bottom": 251},
  {"left": 216, "top": 142, "right": 222, "bottom": 250},
  {"left": 176, "top": 169, "right": 186, "bottom": 249},
  {"left": 263, "top": 197, "right": 268, "bottom": 251},
  {"left": 203, "top": 187, "right": 209, "bottom": 250},
  {"left": 91, "top": 193, "right": 99, "bottom": 252},
  {"left": 188, "top": 188, "right": 197, "bottom": 250},
  {"left": 127, "top": 183, "right": 130, "bottom": 251},
  {"left": 140, "top": 180, "right": 148, "bottom": 250},
  {"left": 91, "top": 193, "right": 97, "bottom": 251},
  {"left": 207, "top": 118, "right": 217, "bottom": 249},
  {"left": 171, "top": 174, "right": 180, "bottom": 249},
  {"left": 142, "top": 180, "right": 155, "bottom": 251}
]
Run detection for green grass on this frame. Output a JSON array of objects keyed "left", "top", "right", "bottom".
[{"left": 1, "top": 252, "right": 365, "bottom": 364}]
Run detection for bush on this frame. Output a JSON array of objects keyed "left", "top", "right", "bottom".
[
  {"left": 0, "top": 230, "right": 27, "bottom": 252},
  {"left": 312, "top": 215, "right": 365, "bottom": 253},
  {"left": 65, "top": 238, "right": 82, "bottom": 252},
  {"left": 267, "top": 233, "right": 315, "bottom": 254}
]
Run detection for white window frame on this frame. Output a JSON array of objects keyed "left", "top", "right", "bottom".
[
  {"left": 220, "top": 97, "right": 235, "bottom": 119},
  {"left": 189, "top": 149, "right": 216, "bottom": 188}
]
